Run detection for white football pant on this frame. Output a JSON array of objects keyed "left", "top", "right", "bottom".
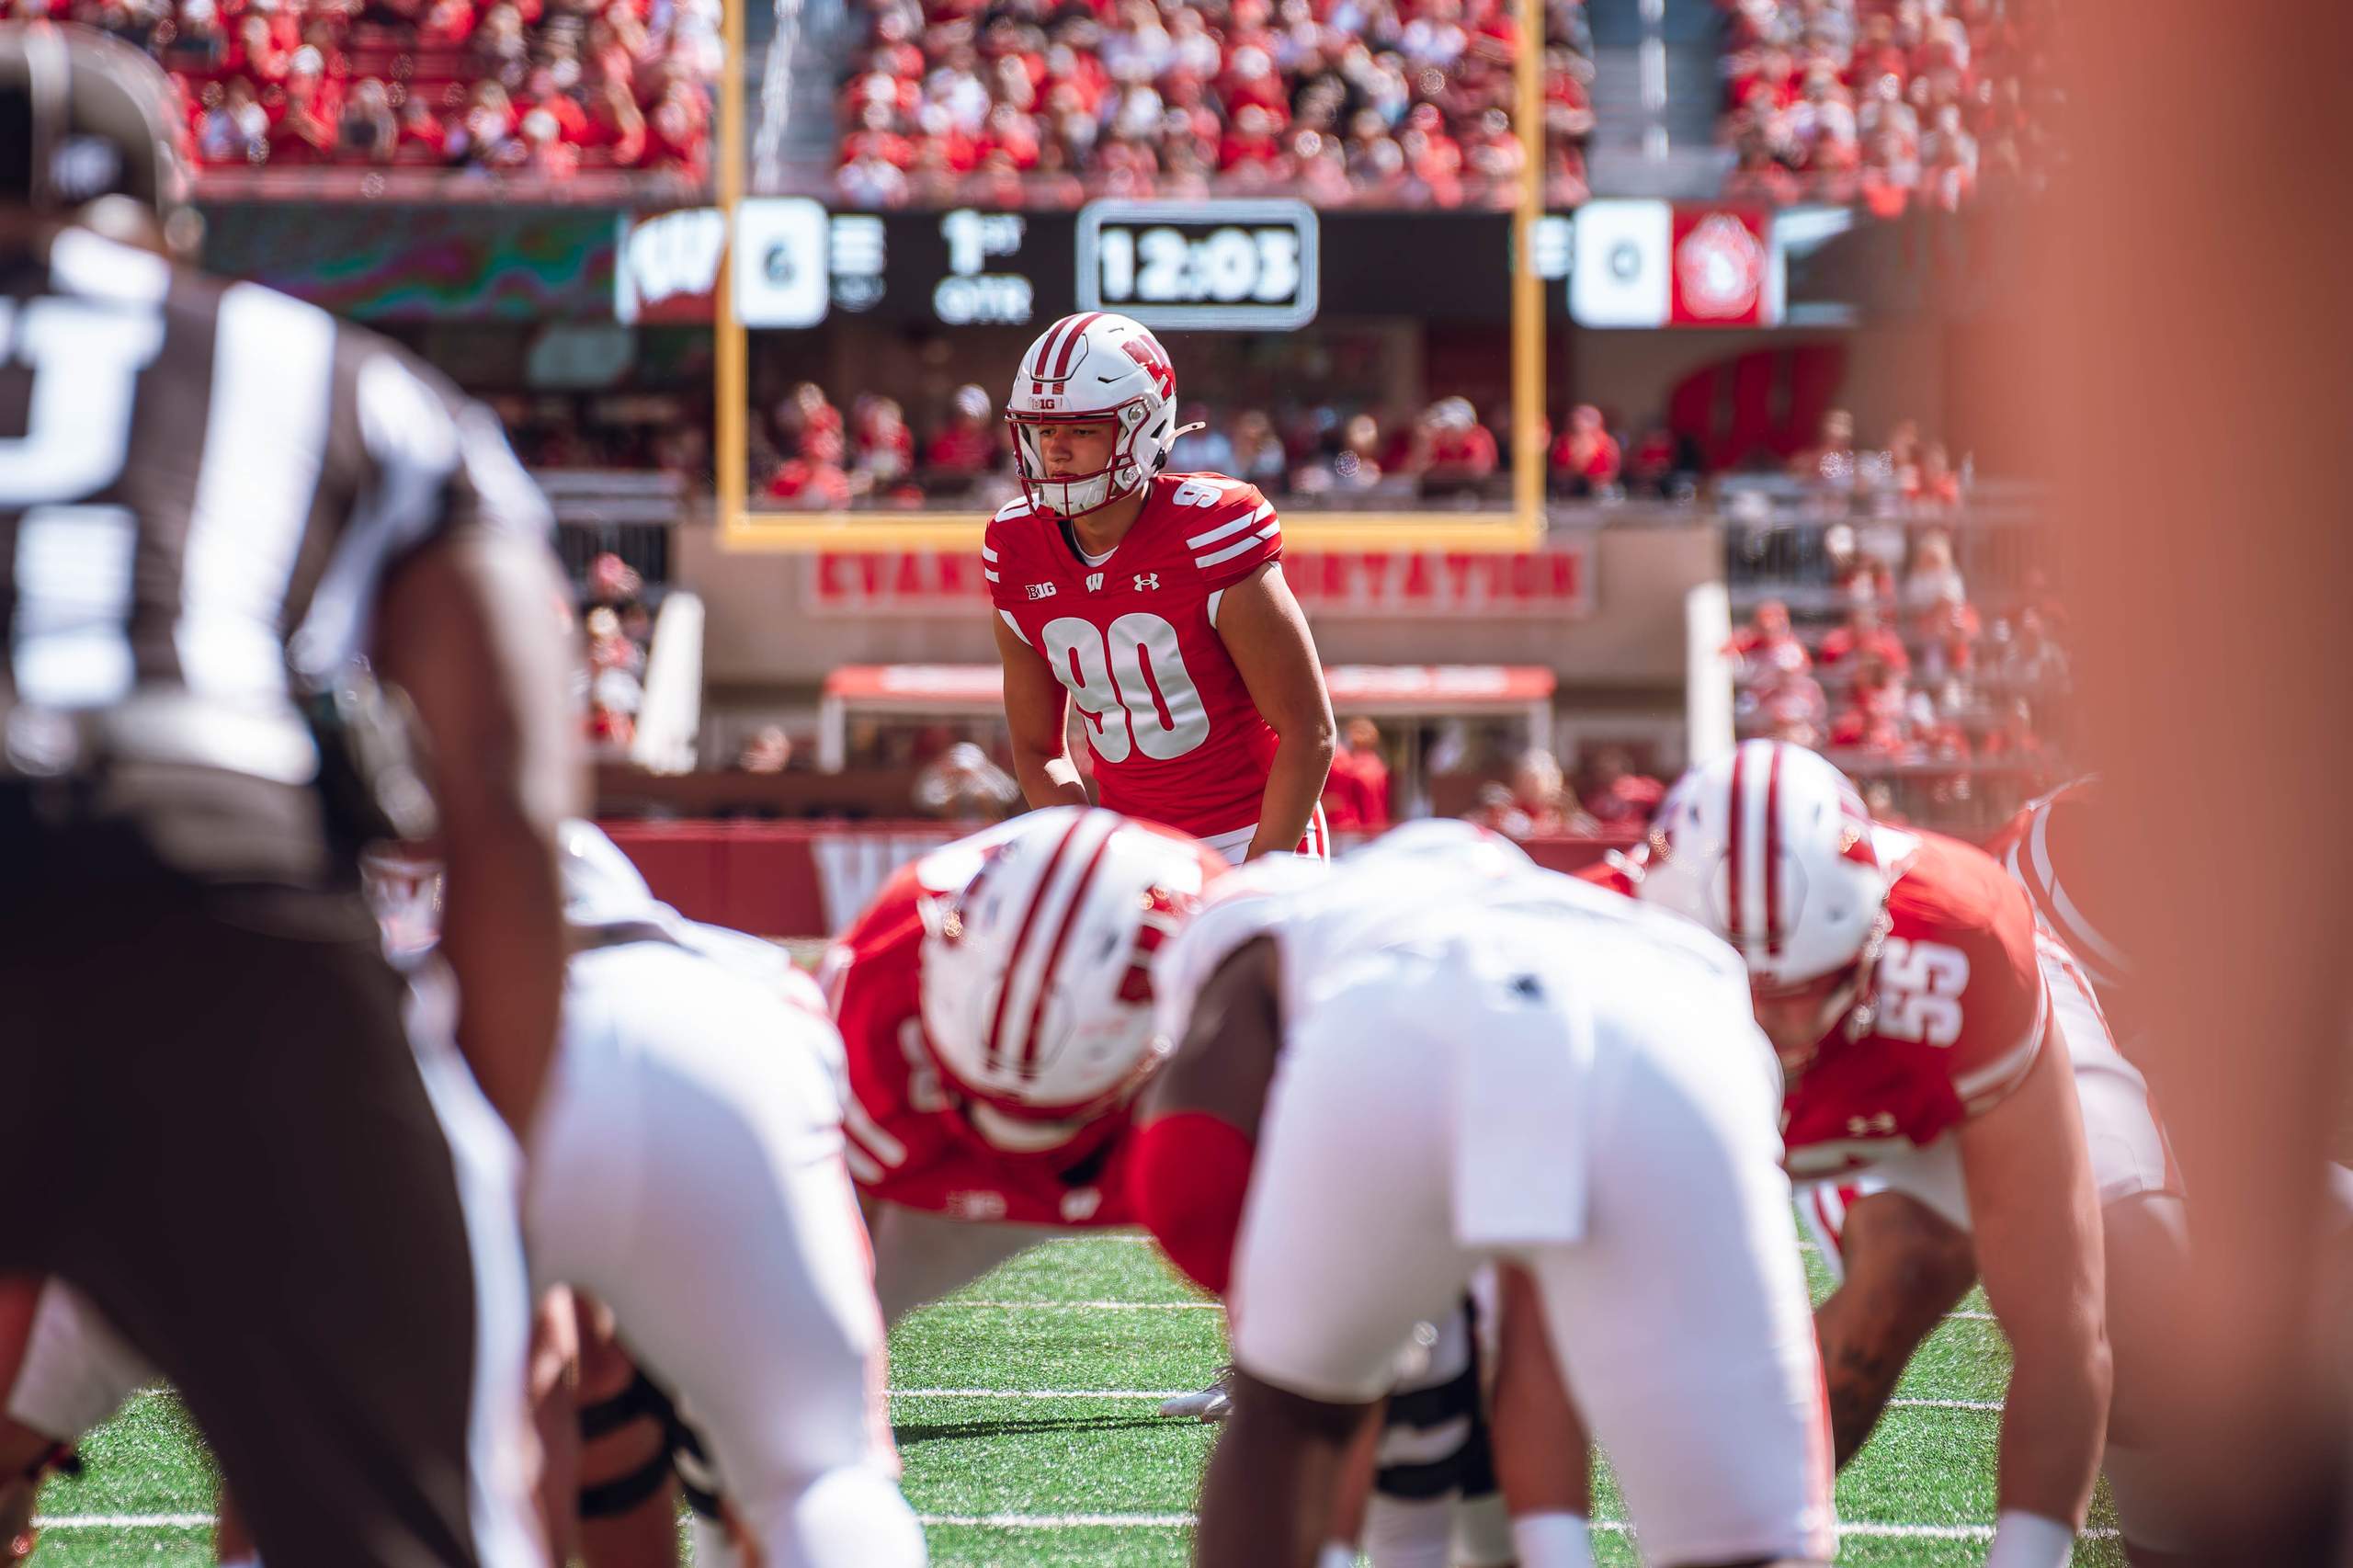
[
  {"left": 528, "top": 939, "right": 923, "bottom": 1568},
  {"left": 1227, "top": 924, "right": 1836, "bottom": 1567}
]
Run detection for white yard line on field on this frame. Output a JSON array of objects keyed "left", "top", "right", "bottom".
[
  {"left": 933, "top": 1297, "right": 2001, "bottom": 1324},
  {"left": 30, "top": 1512, "right": 2119, "bottom": 1541},
  {"left": 938, "top": 1299, "right": 1224, "bottom": 1312},
  {"left": 892, "top": 1389, "right": 2005, "bottom": 1413}
]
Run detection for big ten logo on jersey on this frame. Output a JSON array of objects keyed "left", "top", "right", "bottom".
[
  {"left": 1042, "top": 613, "right": 1210, "bottom": 763},
  {"left": 1877, "top": 938, "right": 1970, "bottom": 1047}
]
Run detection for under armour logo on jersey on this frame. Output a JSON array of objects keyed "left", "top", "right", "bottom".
[
  {"left": 1846, "top": 1112, "right": 1898, "bottom": 1137},
  {"left": 1027, "top": 583, "right": 1057, "bottom": 600},
  {"left": 1086, "top": 572, "right": 1105, "bottom": 592},
  {"left": 1133, "top": 574, "right": 1161, "bottom": 591}
]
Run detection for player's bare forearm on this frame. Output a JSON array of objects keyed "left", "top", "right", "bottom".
[
  {"left": 1814, "top": 1192, "right": 1978, "bottom": 1465},
  {"left": 1217, "top": 563, "right": 1334, "bottom": 858},
  {"left": 1959, "top": 1031, "right": 2111, "bottom": 1524},
  {"left": 1245, "top": 733, "right": 1336, "bottom": 860},
  {"left": 1010, "top": 741, "right": 1089, "bottom": 812},
  {"left": 994, "top": 612, "right": 1090, "bottom": 812},
  {"left": 1193, "top": 1371, "right": 1372, "bottom": 1568},
  {"left": 377, "top": 532, "right": 582, "bottom": 1133}
]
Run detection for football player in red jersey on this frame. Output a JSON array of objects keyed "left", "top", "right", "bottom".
[
  {"left": 987, "top": 312, "right": 1335, "bottom": 865},
  {"left": 822, "top": 807, "right": 1231, "bottom": 1324},
  {"left": 1590, "top": 742, "right": 2113, "bottom": 1568}
]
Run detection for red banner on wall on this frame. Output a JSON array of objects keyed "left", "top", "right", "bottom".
[{"left": 804, "top": 542, "right": 1592, "bottom": 618}]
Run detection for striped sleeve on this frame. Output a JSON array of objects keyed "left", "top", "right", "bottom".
[
  {"left": 1186, "top": 484, "right": 1281, "bottom": 588},
  {"left": 983, "top": 509, "right": 1025, "bottom": 611}
]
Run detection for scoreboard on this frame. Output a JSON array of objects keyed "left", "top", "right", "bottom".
[
  {"left": 650, "top": 199, "right": 1545, "bottom": 331},
  {"left": 1075, "top": 200, "right": 1319, "bottom": 330}
]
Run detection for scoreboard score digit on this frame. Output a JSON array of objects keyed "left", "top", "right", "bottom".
[{"left": 1076, "top": 200, "right": 1320, "bottom": 331}]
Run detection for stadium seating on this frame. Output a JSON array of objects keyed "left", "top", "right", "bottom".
[
  {"left": 3, "top": 0, "right": 718, "bottom": 183},
  {"left": 1715, "top": 0, "right": 2051, "bottom": 211},
  {"left": 833, "top": 0, "right": 1597, "bottom": 209}
]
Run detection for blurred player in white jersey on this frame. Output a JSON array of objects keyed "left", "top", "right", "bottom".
[
  {"left": 1140, "top": 824, "right": 1836, "bottom": 1568},
  {"left": 0, "top": 824, "right": 924, "bottom": 1568}
]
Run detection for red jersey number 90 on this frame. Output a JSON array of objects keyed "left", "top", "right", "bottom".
[
  {"left": 1876, "top": 937, "right": 1971, "bottom": 1047},
  {"left": 1043, "top": 611, "right": 1212, "bottom": 762}
]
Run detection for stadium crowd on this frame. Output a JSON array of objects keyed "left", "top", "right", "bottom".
[
  {"left": 1717, "top": 0, "right": 2053, "bottom": 212},
  {"left": 0, "top": 0, "right": 718, "bottom": 176},
  {"left": 720, "top": 381, "right": 1717, "bottom": 506},
  {"left": 835, "top": 0, "right": 1596, "bottom": 208}
]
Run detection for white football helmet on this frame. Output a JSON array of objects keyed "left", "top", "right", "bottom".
[
  {"left": 560, "top": 819, "right": 658, "bottom": 927},
  {"left": 1005, "top": 312, "right": 1182, "bottom": 518},
  {"left": 918, "top": 806, "right": 1225, "bottom": 1145},
  {"left": 1632, "top": 740, "right": 1892, "bottom": 990}
]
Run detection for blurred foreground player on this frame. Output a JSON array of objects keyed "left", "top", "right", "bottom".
[
  {"left": 988, "top": 312, "right": 1334, "bottom": 863},
  {"left": 0, "top": 22, "right": 575, "bottom": 1566},
  {"left": 1143, "top": 825, "right": 1836, "bottom": 1568},
  {"left": 0, "top": 824, "right": 926, "bottom": 1568}
]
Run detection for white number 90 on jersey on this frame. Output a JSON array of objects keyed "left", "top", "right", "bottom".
[{"left": 1076, "top": 200, "right": 1321, "bottom": 332}]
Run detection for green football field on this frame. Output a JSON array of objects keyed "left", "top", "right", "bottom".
[{"left": 29, "top": 1233, "right": 2120, "bottom": 1565}]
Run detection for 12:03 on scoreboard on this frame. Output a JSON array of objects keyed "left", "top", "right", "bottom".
[{"left": 1077, "top": 199, "right": 1321, "bottom": 331}]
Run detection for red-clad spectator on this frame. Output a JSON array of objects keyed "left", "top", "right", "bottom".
[
  {"left": 976, "top": 102, "right": 1041, "bottom": 170},
  {"left": 416, "top": 0, "right": 476, "bottom": 47},
  {"left": 1217, "top": 102, "right": 1284, "bottom": 170},
  {"left": 1405, "top": 397, "right": 1499, "bottom": 487},
  {"left": 227, "top": 12, "right": 290, "bottom": 81},
  {"left": 1828, "top": 655, "right": 1910, "bottom": 754},
  {"left": 514, "top": 105, "right": 579, "bottom": 176},
  {"left": 1790, "top": 405, "right": 1857, "bottom": 489},
  {"left": 1818, "top": 600, "right": 1911, "bottom": 676},
  {"left": 1576, "top": 744, "right": 1665, "bottom": 829},
  {"left": 1908, "top": 440, "right": 1963, "bottom": 509},
  {"left": 923, "top": 384, "right": 999, "bottom": 479},
  {"left": 1550, "top": 402, "right": 1621, "bottom": 496},
  {"left": 1321, "top": 717, "right": 1393, "bottom": 831},
  {"left": 766, "top": 426, "right": 856, "bottom": 511},
  {"left": 853, "top": 395, "right": 916, "bottom": 487},
  {"left": 840, "top": 100, "right": 915, "bottom": 168},
  {"left": 519, "top": 66, "right": 590, "bottom": 145},
  {"left": 645, "top": 76, "right": 709, "bottom": 174},
  {"left": 1724, "top": 598, "right": 1810, "bottom": 674},
  {"left": 580, "top": 77, "right": 645, "bottom": 163},
  {"left": 268, "top": 49, "right": 344, "bottom": 161},
  {"left": 396, "top": 93, "right": 451, "bottom": 159},
  {"left": 1466, "top": 749, "right": 1574, "bottom": 840}
]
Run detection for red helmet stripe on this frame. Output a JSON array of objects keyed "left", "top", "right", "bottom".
[
  {"left": 1725, "top": 743, "right": 1747, "bottom": 949},
  {"left": 1017, "top": 822, "right": 1120, "bottom": 1080},
  {"left": 1051, "top": 312, "right": 1103, "bottom": 380},
  {"left": 981, "top": 813, "right": 1087, "bottom": 1075},
  {"left": 1764, "top": 741, "right": 1785, "bottom": 957},
  {"left": 1032, "top": 313, "right": 1088, "bottom": 383}
]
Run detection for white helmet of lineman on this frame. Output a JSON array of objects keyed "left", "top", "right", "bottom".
[
  {"left": 1005, "top": 312, "right": 1184, "bottom": 518},
  {"left": 918, "top": 806, "right": 1225, "bottom": 1149},
  {"left": 1632, "top": 740, "right": 1893, "bottom": 1063},
  {"left": 560, "top": 818, "right": 659, "bottom": 927}
]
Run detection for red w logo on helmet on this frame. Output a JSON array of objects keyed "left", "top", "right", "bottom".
[{"left": 1120, "top": 335, "right": 1176, "bottom": 398}]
